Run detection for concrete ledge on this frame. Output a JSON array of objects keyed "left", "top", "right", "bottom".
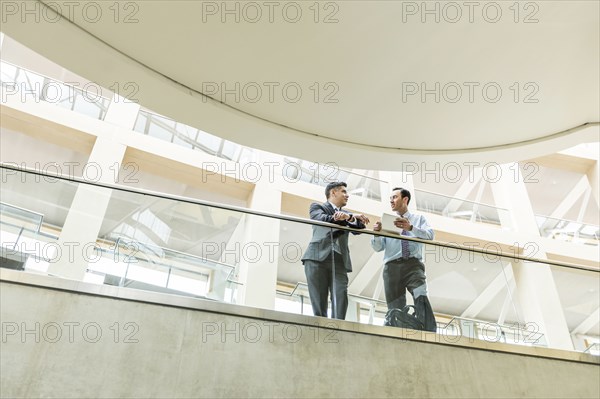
[
  {"left": 1, "top": 269, "right": 598, "bottom": 365},
  {"left": 2, "top": 269, "right": 600, "bottom": 398}
]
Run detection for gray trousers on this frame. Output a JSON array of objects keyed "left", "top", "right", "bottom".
[
  {"left": 383, "top": 257, "right": 437, "bottom": 332},
  {"left": 303, "top": 253, "right": 349, "bottom": 320}
]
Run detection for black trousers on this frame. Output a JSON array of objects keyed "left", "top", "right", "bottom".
[
  {"left": 383, "top": 257, "right": 437, "bottom": 332},
  {"left": 303, "top": 253, "right": 349, "bottom": 320}
]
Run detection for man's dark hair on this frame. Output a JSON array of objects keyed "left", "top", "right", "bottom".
[
  {"left": 392, "top": 187, "right": 411, "bottom": 205},
  {"left": 325, "top": 182, "right": 347, "bottom": 199}
]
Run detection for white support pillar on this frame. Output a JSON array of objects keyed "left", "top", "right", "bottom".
[
  {"left": 236, "top": 181, "right": 282, "bottom": 310},
  {"left": 586, "top": 161, "right": 599, "bottom": 207},
  {"left": 461, "top": 264, "right": 514, "bottom": 319},
  {"left": 348, "top": 252, "right": 384, "bottom": 294},
  {"left": 443, "top": 167, "right": 483, "bottom": 215},
  {"left": 47, "top": 97, "right": 137, "bottom": 280},
  {"left": 103, "top": 94, "right": 141, "bottom": 128},
  {"left": 547, "top": 175, "right": 588, "bottom": 220},
  {"left": 571, "top": 307, "right": 600, "bottom": 335},
  {"left": 373, "top": 276, "right": 385, "bottom": 302},
  {"left": 491, "top": 163, "right": 574, "bottom": 350},
  {"left": 48, "top": 138, "right": 126, "bottom": 279},
  {"left": 204, "top": 217, "right": 248, "bottom": 303}
]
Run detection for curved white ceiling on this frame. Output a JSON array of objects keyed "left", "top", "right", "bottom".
[{"left": 2, "top": 1, "right": 599, "bottom": 168}]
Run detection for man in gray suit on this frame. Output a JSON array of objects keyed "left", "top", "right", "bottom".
[{"left": 302, "top": 182, "right": 370, "bottom": 319}]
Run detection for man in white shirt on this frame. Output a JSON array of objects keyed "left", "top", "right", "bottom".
[{"left": 372, "top": 187, "right": 437, "bottom": 332}]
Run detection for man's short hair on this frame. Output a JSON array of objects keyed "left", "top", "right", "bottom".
[
  {"left": 392, "top": 187, "right": 411, "bottom": 205},
  {"left": 325, "top": 182, "right": 347, "bottom": 199}
]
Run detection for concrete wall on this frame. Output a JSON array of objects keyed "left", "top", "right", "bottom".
[{"left": 1, "top": 278, "right": 598, "bottom": 398}]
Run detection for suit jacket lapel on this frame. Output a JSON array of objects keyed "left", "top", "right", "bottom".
[{"left": 324, "top": 202, "right": 335, "bottom": 215}]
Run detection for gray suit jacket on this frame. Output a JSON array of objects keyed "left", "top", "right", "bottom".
[{"left": 301, "top": 202, "right": 366, "bottom": 272}]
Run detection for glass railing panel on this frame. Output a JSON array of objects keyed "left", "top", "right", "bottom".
[
  {"left": 1, "top": 164, "right": 598, "bottom": 355},
  {"left": 0, "top": 61, "right": 111, "bottom": 120},
  {"left": 196, "top": 129, "right": 222, "bottom": 153},
  {"left": 1, "top": 221, "right": 61, "bottom": 273},
  {"left": 132, "top": 109, "right": 384, "bottom": 199},
  {"left": 584, "top": 343, "right": 600, "bottom": 356},
  {"left": 347, "top": 229, "right": 527, "bottom": 338},
  {"left": 536, "top": 215, "right": 599, "bottom": 246},
  {"left": 147, "top": 119, "right": 174, "bottom": 142},
  {"left": 0, "top": 167, "right": 242, "bottom": 301},
  {"left": 133, "top": 109, "right": 249, "bottom": 162},
  {"left": 347, "top": 226, "right": 597, "bottom": 351},
  {"left": 275, "top": 290, "right": 305, "bottom": 315},
  {"left": 415, "top": 188, "right": 511, "bottom": 228},
  {"left": 281, "top": 281, "right": 389, "bottom": 325},
  {"left": 0, "top": 61, "right": 18, "bottom": 82},
  {"left": 1, "top": 170, "right": 77, "bottom": 272},
  {"left": 280, "top": 157, "right": 384, "bottom": 200},
  {"left": 550, "top": 264, "right": 600, "bottom": 351},
  {"left": 0, "top": 202, "right": 43, "bottom": 234},
  {"left": 69, "top": 91, "right": 107, "bottom": 120}
]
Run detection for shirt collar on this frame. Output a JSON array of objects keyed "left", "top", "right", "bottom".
[
  {"left": 328, "top": 201, "right": 339, "bottom": 212},
  {"left": 398, "top": 210, "right": 412, "bottom": 219}
]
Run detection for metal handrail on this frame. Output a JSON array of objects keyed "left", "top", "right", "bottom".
[{"left": 2, "top": 162, "right": 598, "bottom": 273}]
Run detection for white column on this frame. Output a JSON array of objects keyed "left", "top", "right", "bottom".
[
  {"left": 236, "top": 181, "right": 282, "bottom": 310},
  {"left": 587, "top": 161, "right": 599, "bottom": 207},
  {"left": 47, "top": 97, "right": 137, "bottom": 280},
  {"left": 206, "top": 218, "right": 248, "bottom": 302},
  {"left": 491, "top": 163, "right": 573, "bottom": 350},
  {"left": 103, "top": 95, "right": 141, "bottom": 128},
  {"left": 48, "top": 138, "right": 126, "bottom": 279}
]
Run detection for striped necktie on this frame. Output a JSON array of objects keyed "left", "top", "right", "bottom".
[{"left": 401, "top": 229, "right": 410, "bottom": 259}]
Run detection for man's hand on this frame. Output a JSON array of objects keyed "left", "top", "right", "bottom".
[
  {"left": 394, "top": 217, "right": 411, "bottom": 231},
  {"left": 373, "top": 221, "right": 382, "bottom": 231},
  {"left": 333, "top": 211, "right": 350, "bottom": 221},
  {"left": 354, "top": 214, "right": 370, "bottom": 225}
]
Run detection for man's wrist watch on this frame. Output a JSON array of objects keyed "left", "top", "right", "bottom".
[{"left": 348, "top": 214, "right": 355, "bottom": 223}]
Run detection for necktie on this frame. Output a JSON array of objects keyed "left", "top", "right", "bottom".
[{"left": 401, "top": 229, "right": 410, "bottom": 259}]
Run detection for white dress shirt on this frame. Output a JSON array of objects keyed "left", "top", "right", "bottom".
[{"left": 371, "top": 211, "right": 434, "bottom": 263}]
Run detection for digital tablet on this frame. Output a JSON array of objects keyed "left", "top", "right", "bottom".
[{"left": 380, "top": 213, "right": 401, "bottom": 234}]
